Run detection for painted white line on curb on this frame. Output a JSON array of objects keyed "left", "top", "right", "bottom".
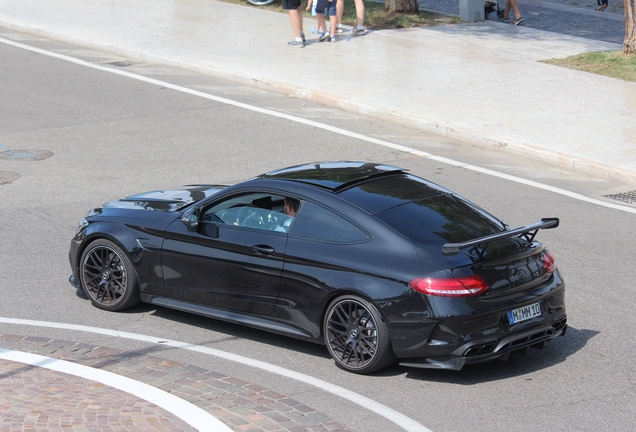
[
  {"left": 0, "top": 318, "right": 433, "bottom": 432},
  {"left": 1, "top": 36, "right": 633, "bottom": 215},
  {"left": 0, "top": 347, "right": 232, "bottom": 432}
]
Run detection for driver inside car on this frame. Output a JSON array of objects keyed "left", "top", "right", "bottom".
[{"left": 275, "top": 197, "right": 300, "bottom": 232}]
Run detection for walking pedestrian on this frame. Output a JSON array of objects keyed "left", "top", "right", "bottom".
[
  {"left": 335, "top": 0, "right": 367, "bottom": 35},
  {"left": 306, "top": 0, "right": 328, "bottom": 35},
  {"left": 309, "top": 0, "right": 338, "bottom": 42},
  {"left": 596, "top": 0, "right": 608, "bottom": 11},
  {"left": 503, "top": 0, "right": 523, "bottom": 25},
  {"left": 283, "top": 0, "right": 306, "bottom": 48}
]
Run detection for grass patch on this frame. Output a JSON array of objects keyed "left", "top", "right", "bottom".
[
  {"left": 220, "top": 0, "right": 459, "bottom": 28},
  {"left": 543, "top": 51, "right": 636, "bottom": 82}
]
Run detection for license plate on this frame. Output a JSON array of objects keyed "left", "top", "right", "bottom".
[{"left": 508, "top": 302, "right": 541, "bottom": 324}]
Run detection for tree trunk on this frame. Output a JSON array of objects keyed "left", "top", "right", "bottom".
[
  {"left": 626, "top": 0, "right": 636, "bottom": 53},
  {"left": 385, "top": 0, "right": 419, "bottom": 13}
]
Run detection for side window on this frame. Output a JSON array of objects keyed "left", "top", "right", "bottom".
[
  {"left": 290, "top": 202, "right": 369, "bottom": 243},
  {"left": 201, "top": 193, "right": 291, "bottom": 232}
]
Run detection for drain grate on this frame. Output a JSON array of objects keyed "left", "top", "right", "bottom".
[
  {"left": 104, "top": 60, "right": 139, "bottom": 67},
  {"left": 0, "top": 171, "right": 21, "bottom": 185},
  {"left": 602, "top": 190, "right": 636, "bottom": 204},
  {"left": 0, "top": 149, "right": 54, "bottom": 161}
]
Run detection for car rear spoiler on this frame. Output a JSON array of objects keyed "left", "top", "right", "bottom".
[{"left": 442, "top": 218, "right": 559, "bottom": 256}]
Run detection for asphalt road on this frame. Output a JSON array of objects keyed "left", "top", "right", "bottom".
[{"left": 1, "top": 27, "right": 636, "bottom": 432}]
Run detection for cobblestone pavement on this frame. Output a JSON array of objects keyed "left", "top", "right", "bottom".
[
  {"left": 0, "top": 361, "right": 196, "bottom": 431},
  {"left": 419, "top": 0, "right": 625, "bottom": 44},
  {"left": 0, "top": 334, "right": 348, "bottom": 432}
]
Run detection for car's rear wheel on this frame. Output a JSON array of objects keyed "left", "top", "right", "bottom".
[
  {"left": 324, "top": 295, "right": 396, "bottom": 374},
  {"left": 79, "top": 239, "right": 140, "bottom": 312}
]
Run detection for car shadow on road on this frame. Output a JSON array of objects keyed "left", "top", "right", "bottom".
[
  {"left": 72, "top": 288, "right": 331, "bottom": 360},
  {"left": 145, "top": 303, "right": 332, "bottom": 359},
  {"left": 390, "top": 326, "right": 598, "bottom": 383},
  {"left": 73, "top": 289, "right": 594, "bottom": 379}
]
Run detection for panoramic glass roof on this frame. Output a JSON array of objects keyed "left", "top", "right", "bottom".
[{"left": 259, "top": 161, "right": 404, "bottom": 190}]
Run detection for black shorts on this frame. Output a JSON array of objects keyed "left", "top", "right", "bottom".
[{"left": 281, "top": 0, "right": 301, "bottom": 9}]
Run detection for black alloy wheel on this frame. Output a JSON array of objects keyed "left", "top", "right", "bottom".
[
  {"left": 79, "top": 239, "right": 140, "bottom": 312},
  {"left": 324, "top": 296, "right": 396, "bottom": 374}
]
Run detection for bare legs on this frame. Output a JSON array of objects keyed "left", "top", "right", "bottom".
[
  {"left": 504, "top": 0, "right": 521, "bottom": 20},
  {"left": 288, "top": 7, "right": 304, "bottom": 39},
  {"left": 336, "top": 0, "right": 364, "bottom": 29}
]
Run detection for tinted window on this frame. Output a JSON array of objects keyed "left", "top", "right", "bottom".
[
  {"left": 290, "top": 202, "right": 369, "bottom": 243},
  {"left": 376, "top": 194, "right": 504, "bottom": 246},
  {"left": 338, "top": 174, "right": 450, "bottom": 214},
  {"left": 201, "top": 192, "right": 291, "bottom": 232}
]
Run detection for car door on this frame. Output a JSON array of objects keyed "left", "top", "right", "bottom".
[{"left": 160, "top": 192, "right": 289, "bottom": 315}]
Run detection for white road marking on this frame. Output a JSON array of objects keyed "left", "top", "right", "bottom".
[
  {"left": 0, "top": 318, "right": 432, "bottom": 432},
  {"left": 0, "top": 347, "right": 232, "bottom": 432},
  {"left": 1, "top": 36, "right": 634, "bottom": 215}
]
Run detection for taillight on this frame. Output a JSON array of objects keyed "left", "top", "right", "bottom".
[
  {"left": 543, "top": 250, "right": 557, "bottom": 273},
  {"left": 410, "top": 276, "right": 489, "bottom": 297}
]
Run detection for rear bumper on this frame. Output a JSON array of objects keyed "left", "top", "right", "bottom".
[
  {"left": 399, "top": 316, "right": 567, "bottom": 370},
  {"left": 390, "top": 271, "right": 566, "bottom": 370}
]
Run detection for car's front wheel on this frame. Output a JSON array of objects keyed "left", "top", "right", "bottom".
[
  {"left": 324, "top": 295, "right": 396, "bottom": 374},
  {"left": 79, "top": 239, "right": 140, "bottom": 312}
]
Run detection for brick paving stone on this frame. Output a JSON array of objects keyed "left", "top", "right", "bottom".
[
  {"left": 203, "top": 370, "right": 228, "bottom": 379},
  {"left": 246, "top": 393, "right": 267, "bottom": 401},
  {"left": 245, "top": 384, "right": 268, "bottom": 392},
  {"left": 253, "top": 405, "right": 275, "bottom": 413},
  {"left": 293, "top": 404, "right": 315, "bottom": 414},
  {"left": 261, "top": 390, "right": 286, "bottom": 400},
  {"left": 0, "top": 334, "right": 349, "bottom": 432},
  {"left": 0, "top": 360, "right": 196, "bottom": 431},
  {"left": 265, "top": 413, "right": 292, "bottom": 423},
  {"left": 263, "top": 401, "right": 295, "bottom": 413}
]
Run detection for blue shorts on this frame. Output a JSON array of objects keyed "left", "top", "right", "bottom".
[{"left": 315, "top": 0, "right": 336, "bottom": 16}]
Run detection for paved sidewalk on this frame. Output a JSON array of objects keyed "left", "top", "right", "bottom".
[
  {"left": 0, "top": 334, "right": 347, "bottom": 432},
  {"left": 0, "top": 0, "right": 634, "bottom": 183}
]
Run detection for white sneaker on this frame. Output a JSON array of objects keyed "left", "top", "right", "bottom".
[
  {"left": 287, "top": 39, "right": 304, "bottom": 48},
  {"left": 350, "top": 26, "right": 367, "bottom": 35}
]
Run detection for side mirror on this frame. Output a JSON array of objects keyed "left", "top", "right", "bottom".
[{"left": 182, "top": 207, "right": 200, "bottom": 230}]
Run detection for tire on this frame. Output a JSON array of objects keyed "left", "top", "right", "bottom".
[
  {"left": 79, "top": 239, "right": 140, "bottom": 312},
  {"left": 323, "top": 295, "right": 396, "bottom": 374},
  {"left": 247, "top": 0, "right": 275, "bottom": 5}
]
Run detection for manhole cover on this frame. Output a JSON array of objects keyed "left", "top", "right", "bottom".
[
  {"left": 602, "top": 190, "right": 636, "bottom": 204},
  {"left": 0, "top": 171, "right": 21, "bottom": 185},
  {"left": 0, "top": 149, "right": 54, "bottom": 161}
]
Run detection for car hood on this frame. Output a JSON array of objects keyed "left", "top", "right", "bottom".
[{"left": 102, "top": 184, "right": 227, "bottom": 212}]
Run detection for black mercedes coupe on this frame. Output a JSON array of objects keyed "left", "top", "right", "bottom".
[{"left": 69, "top": 162, "right": 567, "bottom": 374}]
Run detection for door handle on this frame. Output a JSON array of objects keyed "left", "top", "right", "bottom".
[{"left": 253, "top": 245, "right": 275, "bottom": 255}]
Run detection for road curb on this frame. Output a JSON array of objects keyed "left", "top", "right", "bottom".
[{"left": 1, "top": 17, "right": 634, "bottom": 185}]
